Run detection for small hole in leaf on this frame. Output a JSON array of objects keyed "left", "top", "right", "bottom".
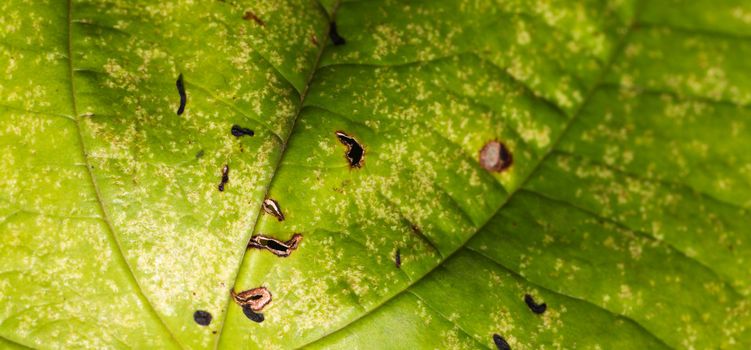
[
  {"left": 479, "top": 141, "right": 513, "bottom": 172},
  {"left": 524, "top": 294, "right": 547, "bottom": 314},
  {"left": 193, "top": 310, "right": 212, "bottom": 326},
  {"left": 231, "top": 287, "right": 272, "bottom": 312},
  {"left": 248, "top": 234, "right": 302, "bottom": 257},
  {"left": 329, "top": 22, "right": 345, "bottom": 45},
  {"left": 262, "top": 198, "right": 285, "bottom": 221},
  {"left": 335, "top": 131, "right": 364, "bottom": 168},
  {"left": 492, "top": 334, "right": 511, "bottom": 350}
]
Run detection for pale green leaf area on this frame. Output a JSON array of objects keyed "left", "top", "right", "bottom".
[{"left": 0, "top": 0, "right": 749, "bottom": 349}]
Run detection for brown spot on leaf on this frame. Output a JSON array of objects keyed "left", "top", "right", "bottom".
[
  {"left": 243, "top": 11, "right": 265, "bottom": 26},
  {"left": 480, "top": 141, "right": 513, "bottom": 172},
  {"left": 248, "top": 233, "right": 302, "bottom": 257},
  {"left": 231, "top": 287, "right": 272, "bottom": 312},
  {"left": 395, "top": 249, "right": 401, "bottom": 268},
  {"left": 218, "top": 165, "right": 229, "bottom": 192}
]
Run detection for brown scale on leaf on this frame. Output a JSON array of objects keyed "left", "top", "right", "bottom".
[
  {"left": 248, "top": 233, "right": 302, "bottom": 257},
  {"left": 231, "top": 287, "right": 272, "bottom": 312},
  {"left": 479, "top": 140, "right": 513, "bottom": 172},
  {"left": 311, "top": 33, "right": 319, "bottom": 47},
  {"left": 335, "top": 131, "right": 364, "bottom": 168},
  {"left": 262, "top": 198, "right": 285, "bottom": 221},
  {"left": 395, "top": 249, "right": 401, "bottom": 268},
  {"left": 243, "top": 11, "right": 265, "bottom": 26}
]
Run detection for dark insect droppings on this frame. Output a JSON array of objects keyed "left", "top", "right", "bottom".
[
  {"left": 193, "top": 310, "right": 212, "bottom": 326},
  {"left": 524, "top": 294, "right": 547, "bottom": 314},
  {"left": 492, "top": 334, "right": 511, "bottom": 350},
  {"left": 218, "top": 165, "right": 229, "bottom": 192},
  {"left": 242, "top": 306, "right": 265, "bottom": 323},
  {"left": 329, "top": 22, "right": 346, "bottom": 45},
  {"left": 176, "top": 73, "right": 186, "bottom": 115},
  {"left": 395, "top": 249, "right": 401, "bottom": 268},
  {"left": 335, "top": 131, "right": 364, "bottom": 168},
  {"left": 231, "top": 125, "right": 255, "bottom": 137}
]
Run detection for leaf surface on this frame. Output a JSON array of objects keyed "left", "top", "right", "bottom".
[{"left": 0, "top": 0, "right": 749, "bottom": 349}]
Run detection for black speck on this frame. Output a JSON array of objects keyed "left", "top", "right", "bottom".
[
  {"left": 176, "top": 73, "right": 186, "bottom": 115},
  {"left": 524, "top": 294, "right": 547, "bottom": 314},
  {"left": 193, "top": 310, "right": 212, "bottom": 326},
  {"left": 395, "top": 249, "right": 401, "bottom": 268},
  {"left": 493, "top": 334, "right": 510, "bottom": 350},
  {"left": 242, "top": 306, "right": 265, "bottom": 323},
  {"left": 196, "top": 150, "right": 204, "bottom": 159},
  {"left": 218, "top": 165, "right": 229, "bottom": 192},
  {"left": 329, "top": 22, "right": 345, "bottom": 45},
  {"left": 231, "top": 125, "right": 255, "bottom": 137}
]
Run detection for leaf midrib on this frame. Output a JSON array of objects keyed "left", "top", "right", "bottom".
[
  {"left": 65, "top": 0, "right": 184, "bottom": 348},
  {"left": 212, "top": 2, "right": 344, "bottom": 349}
]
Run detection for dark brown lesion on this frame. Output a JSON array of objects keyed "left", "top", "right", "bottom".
[
  {"left": 479, "top": 140, "right": 513, "bottom": 172},
  {"left": 335, "top": 131, "right": 364, "bottom": 168},
  {"left": 395, "top": 248, "right": 401, "bottom": 268},
  {"left": 248, "top": 233, "right": 302, "bottom": 257},
  {"left": 262, "top": 198, "right": 285, "bottom": 221},
  {"left": 231, "top": 287, "right": 272, "bottom": 312},
  {"left": 242, "top": 11, "right": 265, "bottom": 26}
]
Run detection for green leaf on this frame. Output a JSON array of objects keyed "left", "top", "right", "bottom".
[{"left": 1, "top": 0, "right": 749, "bottom": 349}]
